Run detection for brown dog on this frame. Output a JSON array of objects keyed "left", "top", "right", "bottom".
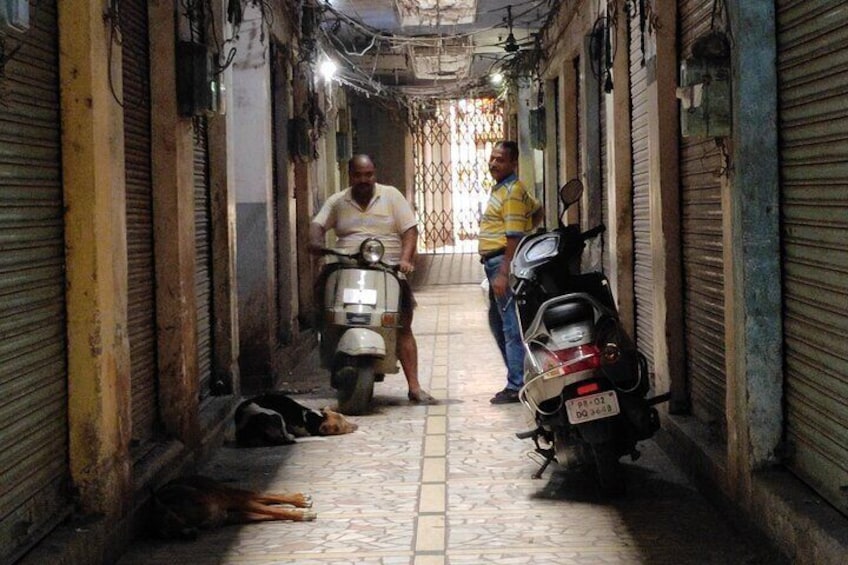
[{"left": 152, "top": 475, "right": 316, "bottom": 539}]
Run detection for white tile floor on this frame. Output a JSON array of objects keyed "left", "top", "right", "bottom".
[{"left": 118, "top": 284, "right": 783, "bottom": 565}]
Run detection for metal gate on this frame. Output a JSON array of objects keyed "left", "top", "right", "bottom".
[
  {"left": 679, "top": 0, "right": 727, "bottom": 440},
  {"left": 123, "top": 0, "right": 160, "bottom": 454},
  {"left": 629, "top": 0, "right": 655, "bottom": 373},
  {"left": 777, "top": 0, "right": 848, "bottom": 517},
  {"left": 412, "top": 98, "right": 503, "bottom": 253},
  {"left": 0, "top": 1, "right": 71, "bottom": 561}
]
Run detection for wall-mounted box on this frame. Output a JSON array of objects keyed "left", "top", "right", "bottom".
[
  {"left": 176, "top": 41, "right": 221, "bottom": 117},
  {"left": 677, "top": 56, "right": 731, "bottom": 138},
  {"left": 336, "top": 131, "right": 351, "bottom": 162},
  {"left": 529, "top": 107, "right": 546, "bottom": 150},
  {"left": 289, "top": 117, "right": 313, "bottom": 161},
  {"left": 1, "top": 0, "right": 29, "bottom": 32}
]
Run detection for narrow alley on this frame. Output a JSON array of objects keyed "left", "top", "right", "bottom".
[{"left": 117, "top": 279, "right": 783, "bottom": 564}]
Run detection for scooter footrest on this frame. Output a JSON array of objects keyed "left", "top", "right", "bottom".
[{"left": 516, "top": 429, "right": 538, "bottom": 440}]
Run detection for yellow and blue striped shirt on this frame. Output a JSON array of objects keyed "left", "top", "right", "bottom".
[{"left": 478, "top": 174, "right": 540, "bottom": 254}]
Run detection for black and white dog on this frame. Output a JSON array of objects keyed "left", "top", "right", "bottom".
[{"left": 235, "top": 392, "right": 358, "bottom": 447}]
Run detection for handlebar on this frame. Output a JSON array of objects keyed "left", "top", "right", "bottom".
[{"left": 314, "top": 247, "right": 401, "bottom": 273}]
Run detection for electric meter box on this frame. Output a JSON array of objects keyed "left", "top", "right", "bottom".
[
  {"left": 176, "top": 41, "right": 222, "bottom": 117},
  {"left": 678, "top": 57, "right": 731, "bottom": 138},
  {"left": 1, "top": 0, "right": 29, "bottom": 32},
  {"left": 529, "top": 107, "right": 546, "bottom": 150}
]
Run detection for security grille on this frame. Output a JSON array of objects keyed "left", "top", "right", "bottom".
[{"left": 412, "top": 98, "right": 503, "bottom": 253}]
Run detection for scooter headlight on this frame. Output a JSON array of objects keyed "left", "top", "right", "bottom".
[
  {"left": 523, "top": 234, "right": 559, "bottom": 262},
  {"left": 360, "top": 238, "right": 385, "bottom": 264}
]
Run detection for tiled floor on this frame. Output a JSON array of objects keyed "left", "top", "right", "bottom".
[{"left": 118, "top": 283, "right": 783, "bottom": 565}]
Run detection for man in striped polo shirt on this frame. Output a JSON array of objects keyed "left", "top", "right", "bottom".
[{"left": 479, "top": 141, "right": 542, "bottom": 404}]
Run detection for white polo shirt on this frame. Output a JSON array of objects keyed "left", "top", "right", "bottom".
[{"left": 312, "top": 183, "right": 417, "bottom": 264}]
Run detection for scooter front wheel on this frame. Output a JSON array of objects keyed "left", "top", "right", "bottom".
[{"left": 336, "top": 357, "right": 376, "bottom": 416}]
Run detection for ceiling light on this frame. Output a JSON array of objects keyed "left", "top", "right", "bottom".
[
  {"left": 490, "top": 72, "right": 504, "bottom": 86},
  {"left": 319, "top": 59, "right": 337, "bottom": 80}
]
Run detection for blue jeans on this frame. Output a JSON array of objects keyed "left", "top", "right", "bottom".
[{"left": 484, "top": 255, "right": 524, "bottom": 391}]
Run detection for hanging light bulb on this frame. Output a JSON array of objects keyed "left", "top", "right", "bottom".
[
  {"left": 490, "top": 72, "right": 504, "bottom": 86},
  {"left": 319, "top": 59, "right": 337, "bottom": 81}
]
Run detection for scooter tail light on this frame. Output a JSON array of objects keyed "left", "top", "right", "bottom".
[
  {"left": 554, "top": 344, "right": 601, "bottom": 374},
  {"left": 576, "top": 382, "right": 600, "bottom": 396},
  {"left": 528, "top": 343, "right": 601, "bottom": 374}
]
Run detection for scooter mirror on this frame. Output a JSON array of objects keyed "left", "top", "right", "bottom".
[{"left": 559, "top": 179, "right": 583, "bottom": 207}]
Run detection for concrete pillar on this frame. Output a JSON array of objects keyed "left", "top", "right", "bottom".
[
  {"left": 232, "top": 11, "right": 276, "bottom": 389},
  {"left": 208, "top": 0, "right": 240, "bottom": 397},
  {"left": 644, "top": 0, "right": 685, "bottom": 403},
  {"left": 543, "top": 78, "right": 559, "bottom": 228},
  {"left": 58, "top": 0, "right": 132, "bottom": 516},
  {"left": 149, "top": 0, "right": 201, "bottom": 444},
  {"left": 606, "top": 0, "right": 635, "bottom": 337},
  {"left": 517, "top": 78, "right": 536, "bottom": 192},
  {"left": 725, "top": 0, "right": 783, "bottom": 499},
  {"left": 560, "top": 59, "right": 580, "bottom": 226},
  {"left": 579, "top": 36, "right": 601, "bottom": 233},
  {"left": 293, "top": 70, "right": 315, "bottom": 323}
]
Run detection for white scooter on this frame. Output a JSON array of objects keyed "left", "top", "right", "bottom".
[{"left": 315, "top": 238, "right": 402, "bottom": 415}]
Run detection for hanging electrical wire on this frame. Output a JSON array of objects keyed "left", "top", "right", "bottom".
[{"left": 313, "top": 0, "right": 555, "bottom": 107}]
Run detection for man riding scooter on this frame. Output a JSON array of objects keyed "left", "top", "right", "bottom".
[{"left": 308, "top": 154, "right": 437, "bottom": 410}]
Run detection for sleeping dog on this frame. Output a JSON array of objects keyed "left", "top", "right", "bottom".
[
  {"left": 152, "top": 475, "right": 315, "bottom": 539},
  {"left": 235, "top": 392, "right": 358, "bottom": 447}
]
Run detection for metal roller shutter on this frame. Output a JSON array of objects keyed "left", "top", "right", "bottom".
[
  {"left": 678, "top": 0, "right": 727, "bottom": 438},
  {"left": 600, "top": 88, "right": 610, "bottom": 274},
  {"left": 123, "top": 0, "right": 159, "bottom": 453},
  {"left": 777, "top": 0, "right": 848, "bottom": 516},
  {"left": 629, "top": 1, "right": 654, "bottom": 372},
  {"left": 576, "top": 56, "right": 582, "bottom": 221},
  {"left": 193, "top": 117, "right": 214, "bottom": 400},
  {"left": 0, "top": 1, "right": 71, "bottom": 561}
]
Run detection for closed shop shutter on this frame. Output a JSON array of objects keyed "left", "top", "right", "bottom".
[
  {"left": 123, "top": 0, "right": 159, "bottom": 453},
  {"left": 777, "top": 0, "right": 848, "bottom": 516},
  {"left": 600, "top": 88, "right": 611, "bottom": 274},
  {"left": 678, "top": 0, "right": 727, "bottom": 438},
  {"left": 576, "top": 57, "right": 583, "bottom": 222},
  {"left": 0, "top": 1, "right": 71, "bottom": 561},
  {"left": 193, "top": 118, "right": 214, "bottom": 400},
  {"left": 629, "top": 1, "right": 654, "bottom": 372}
]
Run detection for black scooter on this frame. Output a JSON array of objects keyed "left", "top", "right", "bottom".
[{"left": 511, "top": 180, "right": 669, "bottom": 494}]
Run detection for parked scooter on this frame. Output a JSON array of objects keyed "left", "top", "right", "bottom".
[
  {"left": 315, "top": 238, "right": 403, "bottom": 415},
  {"left": 512, "top": 179, "right": 669, "bottom": 494}
]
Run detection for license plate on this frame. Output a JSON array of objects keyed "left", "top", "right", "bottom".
[
  {"left": 343, "top": 288, "right": 377, "bottom": 305},
  {"left": 565, "top": 390, "right": 620, "bottom": 424}
]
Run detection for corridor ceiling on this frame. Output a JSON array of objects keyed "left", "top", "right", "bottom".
[{"left": 316, "top": 0, "right": 556, "bottom": 101}]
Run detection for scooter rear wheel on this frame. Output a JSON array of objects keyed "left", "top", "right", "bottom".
[
  {"left": 590, "top": 441, "right": 626, "bottom": 497},
  {"left": 337, "top": 358, "right": 376, "bottom": 416}
]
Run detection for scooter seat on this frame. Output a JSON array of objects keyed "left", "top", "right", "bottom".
[{"left": 543, "top": 301, "right": 593, "bottom": 328}]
